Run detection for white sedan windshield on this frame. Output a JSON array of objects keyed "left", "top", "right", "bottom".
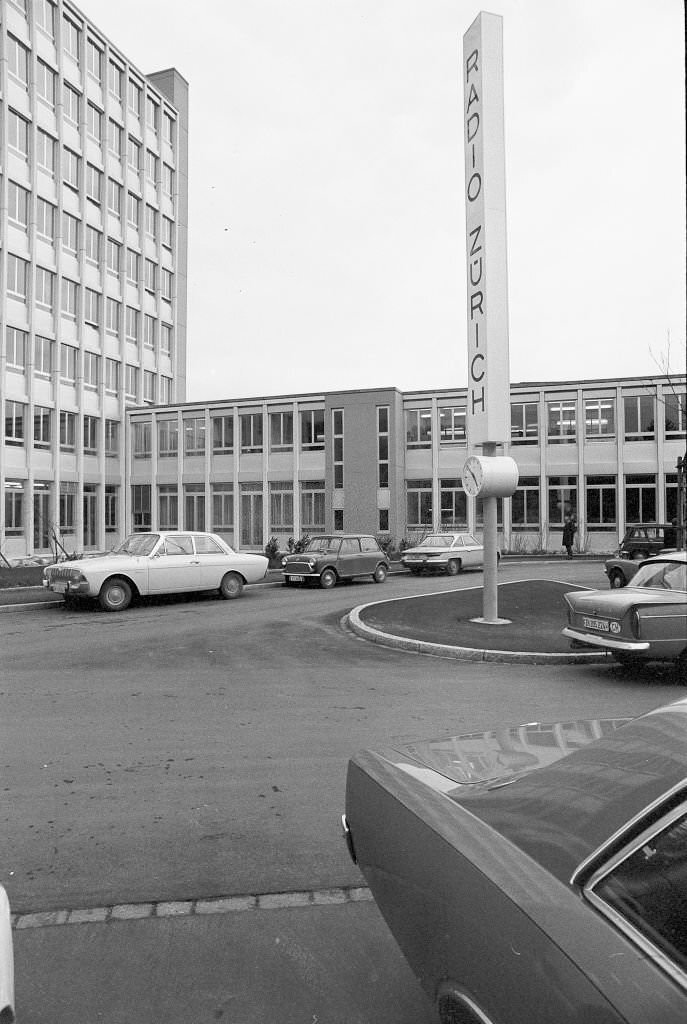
[{"left": 113, "top": 534, "right": 160, "bottom": 556}]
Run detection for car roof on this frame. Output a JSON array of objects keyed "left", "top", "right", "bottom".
[{"left": 644, "top": 550, "right": 687, "bottom": 564}]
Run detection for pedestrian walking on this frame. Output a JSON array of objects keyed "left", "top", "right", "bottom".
[{"left": 562, "top": 513, "right": 577, "bottom": 559}]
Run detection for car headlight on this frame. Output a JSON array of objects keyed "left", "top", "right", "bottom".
[{"left": 281, "top": 556, "right": 287, "bottom": 567}]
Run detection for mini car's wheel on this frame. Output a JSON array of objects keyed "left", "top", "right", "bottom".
[
  {"left": 219, "top": 572, "right": 244, "bottom": 599},
  {"left": 609, "top": 570, "right": 625, "bottom": 589},
  {"left": 99, "top": 577, "right": 132, "bottom": 612},
  {"left": 372, "top": 563, "right": 388, "bottom": 584},
  {"left": 319, "top": 568, "right": 337, "bottom": 589},
  {"left": 446, "top": 559, "right": 461, "bottom": 576}
]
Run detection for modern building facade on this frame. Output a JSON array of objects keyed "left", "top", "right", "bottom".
[
  {"left": 1, "top": 0, "right": 188, "bottom": 561},
  {"left": 117, "top": 374, "right": 685, "bottom": 558}
]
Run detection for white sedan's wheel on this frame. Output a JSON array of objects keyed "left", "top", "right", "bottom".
[
  {"left": 99, "top": 577, "right": 132, "bottom": 612},
  {"left": 219, "top": 572, "right": 244, "bottom": 599}
]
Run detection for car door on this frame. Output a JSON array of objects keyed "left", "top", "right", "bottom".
[
  {"left": 194, "top": 533, "right": 231, "bottom": 589},
  {"left": 338, "top": 538, "right": 364, "bottom": 578},
  {"left": 147, "top": 534, "right": 201, "bottom": 594},
  {"left": 461, "top": 534, "right": 482, "bottom": 568},
  {"left": 360, "top": 536, "right": 383, "bottom": 574}
]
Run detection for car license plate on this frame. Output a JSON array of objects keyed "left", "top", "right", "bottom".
[
  {"left": 583, "top": 616, "right": 610, "bottom": 632},
  {"left": 52, "top": 581, "right": 67, "bottom": 593},
  {"left": 289, "top": 575, "right": 304, "bottom": 583}
]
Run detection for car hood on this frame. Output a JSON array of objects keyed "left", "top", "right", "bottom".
[
  {"left": 47, "top": 553, "right": 144, "bottom": 573},
  {"left": 566, "top": 586, "right": 686, "bottom": 611}
]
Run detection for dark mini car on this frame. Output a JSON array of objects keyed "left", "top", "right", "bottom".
[
  {"left": 281, "top": 534, "right": 389, "bottom": 589},
  {"left": 343, "top": 700, "right": 687, "bottom": 1024},
  {"left": 618, "top": 523, "right": 674, "bottom": 560}
]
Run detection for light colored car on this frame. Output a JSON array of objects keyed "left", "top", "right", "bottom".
[
  {"left": 343, "top": 700, "right": 687, "bottom": 1024},
  {"left": 563, "top": 550, "right": 687, "bottom": 670},
  {"left": 0, "top": 885, "right": 14, "bottom": 1023},
  {"left": 401, "top": 532, "right": 491, "bottom": 575},
  {"left": 281, "top": 535, "right": 389, "bottom": 589},
  {"left": 43, "top": 531, "right": 269, "bottom": 611}
]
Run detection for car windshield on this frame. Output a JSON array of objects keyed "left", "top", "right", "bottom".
[
  {"left": 112, "top": 534, "right": 160, "bottom": 557},
  {"left": 305, "top": 537, "right": 341, "bottom": 553},
  {"left": 631, "top": 561, "right": 687, "bottom": 592},
  {"left": 420, "top": 536, "right": 454, "bottom": 548}
]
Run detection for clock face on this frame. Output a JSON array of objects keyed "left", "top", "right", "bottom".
[{"left": 462, "top": 456, "right": 483, "bottom": 496}]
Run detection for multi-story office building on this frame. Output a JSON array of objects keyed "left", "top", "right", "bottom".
[
  {"left": 121, "top": 374, "right": 686, "bottom": 557},
  {"left": 1, "top": 0, "right": 188, "bottom": 561}
]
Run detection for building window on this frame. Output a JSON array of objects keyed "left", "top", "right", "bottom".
[
  {"left": 440, "top": 479, "right": 467, "bottom": 530},
  {"left": 6, "top": 327, "right": 27, "bottom": 373},
  {"left": 160, "top": 377, "right": 173, "bottom": 404},
  {"left": 87, "top": 103, "right": 102, "bottom": 143},
  {"left": 59, "top": 411, "right": 76, "bottom": 451},
  {"left": 586, "top": 475, "right": 616, "bottom": 529},
  {"left": 127, "top": 249, "right": 140, "bottom": 284},
  {"left": 184, "top": 417, "right": 206, "bottom": 456},
  {"left": 36, "top": 0, "right": 57, "bottom": 39},
  {"left": 300, "top": 481, "right": 325, "bottom": 534},
  {"left": 105, "top": 486, "right": 118, "bottom": 531},
  {"left": 377, "top": 406, "right": 389, "bottom": 487},
  {"left": 547, "top": 400, "right": 577, "bottom": 443},
  {"left": 162, "top": 112, "right": 175, "bottom": 146},
  {"left": 35, "top": 267, "right": 55, "bottom": 311},
  {"left": 146, "top": 96, "right": 159, "bottom": 134},
  {"left": 8, "top": 110, "right": 29, "bottom": 159},
  {"left": 36, "top": 60, "right": 57, "bottom": 108},
  {"left": 161, "top": 269, "right": 173, "bottom": 301},
  {"left": 33, "top": 407, "right": 52, "bottom": 449},
  {"left": 36, "top": 198, "right": 56, "bottom": 242},
  {"left": 105, "top": 358, "right": 120, "bottom": 394},
  {"left": 625, "top": 474, "right": 656, "bottom": 523},
  {"left": 585, "top": 398, "right": 616, "bottom": 440},
  {"left": 332, "top": 409, "right": 344, "bottom": 488},
  {"left": 61, "top": 279, "right": 79, "bottom": 319},
  {"left": 108, "top": 61, "right": 123, "bottom": 100},
  {"left": 109, "top": 120, "right": 123, "bottom": 159},
  {"left": 60, "top": 344, "right": 77, "bottom": 384},
  {"left": 439, "top": 406, "right": 466, "bottom": 445},
  {"left": 133, "top": 421, "right": 151, "bottom": 458},
  {"left": 143, "top": 370, "right": 156, "bottom": 403},
  {"left": 37, "top": 130, "right": 57, "bottom": 176},
  {"left": 7, "top": 254, "right": 28, "bottom": 300},
  {"left": 475, "top": 498, "right": 504, "bottom": 527},
  {"left": 144, "top": 259, "right": 156, "bottom": 292},
  {"left": 84, "top": 289, "right": 100, "bottom": 327},
  {"left": 269, "top": 482, "right": 294, "bottom": 533},
  {"left": 212, "top": 415, "right": 234, "bottom": 454},
  {"left": 145, "top": 204, "right": 158, "bottom": 240},
  {"left": 83, "top": 415, "right": 98, "bottom": 454},
  {"left": 63, "top": 213, "right": 79, "bottom": 254},
  {"left": 105, "top": 419, "right": 119, "bottom": 457},
  {"left": 128, "top": 80, "right": 142, "bottom": 117},
  {"left": 63, "top": 147, "right": 80, "bottom": 191},
  {"left": 405, "top": 408, "right": 432, "bottom": 449},
  {"left": 8, "top": 35, "right": 29, "bottom": 88},
  {"left": 125, "top": 364, "right": 139, "bottom": 400},
  {"left": 145, "top": 150, "right": 158, "bottom": 184},
  {"left": 87, "top": 39, "right": 102, "bottom": 82},
  {"left": 144, "top": 315, "right": 156, "bottom": 349},
  {"left": 624, "top": 395, "right": 655, "bottom": 441},
  {"left": 378, "top": 509, "right": 389, "bottom": 532},
  {"left": 8, "top": 181, "right": 29, "bottom": 229},
  {"left": 162, "top": 164, "right": 174, "bottom": 198},
  {"left": 4, "top": 402, "right": 26, "bottom": 446},
  {"left": 59, "top": 485, "right": 76, "bottom": 531},
  {"left": 269, "top": 411, "right": 293, "bottom": 452},
  {"left": 301, "top": 409, "right": 325, "bottom": 452},
  {"left": 185, "top": 486, "right": 206, "bottom": 532},
  {"left": 131, "top": 485, "right": 151, "bottom": 531},
  {"left": 106, "top": 238, "right": 121, "bottom": 276},
  {"left": 664, "top": 392, "right": 686, "bottom": 439},
  {"left": 212, "top": 484, "right": 234, "bottom": 530},
  {"left": 63, "top": 83, "right": 81, "bottom": 126},
  {"left": 334, "top": 509, "right": 344, "bottom": 531},
  {"left": 108, "top": 179, "right": 122, "bottom": 218},
  {"left": 128, "top": 193, "right": 140, "bottom": 230},
  {"left": 406, "top": 479, "right": 432, "bottom": 529},
  {"left": 240, "top": 413, "right": 263, "bottom": 454},
  {"left": 125, "top": 307, "right": 139, "bottom": 345},
  {"left": 160, "top": 323, "right": 172, "bottom": 355},
  {"left": 127, "top": 136, "right": 141, "bottom": 173},
  {"left": 63, "top": 15, "right": 81, "bottom": 62},
  {"left": 106, "top": 298, "right": 120, "bottom": 336},
  {"left": 665, "top": 474, "right": 680, "bottom": 524},
  {"left": 158, "top": 418, "right": 178, "bottom": 457},
  {"left": 512, "top": 476, "right": 540, "bottom": 530},
  {"left": 162, "top": 216, "right": 174, "bottom": 250},
  {"left": 86, "top": 225, "right": 101, "bottom": 264},
  {"left": 83, "top": 351, "right": 100, "bottom": 390},
  {"left": 158, "top": 486, "right": 178, "bottom": 530},
  {"left": 4, "top": 483, "right": 24, "bottom": 536},
  {"left": 34, "top": 336, "right": 53, "bottom": 377},
  {"left": 510, "top": 401, "right": 538, "bottom": 444},
  {"left": 548, "top": 476, "right": 577, "bottom": 527}
]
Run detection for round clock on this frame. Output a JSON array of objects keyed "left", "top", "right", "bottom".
[{"left": 462, "top": 456, "right": 519, "bottom": 498}]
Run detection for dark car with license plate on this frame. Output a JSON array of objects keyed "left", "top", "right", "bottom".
[
  {"left": 281, "top": 534, "right": 389, "bottom": 589},
  {"left": 343, "top": 700, "right": 687, "bottom": 1024}
]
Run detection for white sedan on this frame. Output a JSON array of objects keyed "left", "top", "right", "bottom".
[
  {"left": 401, "top": 532, "right": 492, "bottom": 575},
  {"left": 43, "top": 531, "right": 269, "bottom": 611},
  {"left": 0, "top": 885, "right": 14, "bottom": 1023}
]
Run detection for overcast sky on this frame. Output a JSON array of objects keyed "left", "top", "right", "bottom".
[{"left": 82, "top": 0, "right": 686, "bottom": 402}]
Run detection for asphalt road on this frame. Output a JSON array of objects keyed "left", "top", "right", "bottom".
[{"left": 1, "top": 561, "right": 683, "bottom": 1021}]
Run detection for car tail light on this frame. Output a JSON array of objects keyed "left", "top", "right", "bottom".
[{"left": 630, "top": 609, "right": 641, "bottom": 639}]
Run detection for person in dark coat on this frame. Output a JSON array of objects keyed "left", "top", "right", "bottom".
[{"left": 562, "top": 513, "right": 577, "bottom": 559}]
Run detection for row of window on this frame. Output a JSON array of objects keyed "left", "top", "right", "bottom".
[
  {"left": 405, "top": 395, "right": 686, "bottom": 448},
  {"left": 7, "top": 320, "right": 172, "bottom": 375},
  {"left": 405, "top": 475, "right": 681, "bottom": 531},
  {"left": 7, "top": 180, "right": 175, "bottom": 254},
  {"left": 132, "top": 410, "right": 327, "bottom": 458},
  {"left": 4, "top": 478, "right": 118, "bottom": 537},
  {"left": 9, "top": 2, "right": 175, "bottom": 144},
  {"left": 4, "top": 403, "right": 119, "bottom": 454},
  {"left": 6, "top": 253, "right": 174, "bottom": 320}
]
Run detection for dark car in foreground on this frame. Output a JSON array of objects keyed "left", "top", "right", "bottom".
[
  {"left": 563, "top": 551, "right": 686, "bottom": 670},
  {"left": 281, "top": 534, "right": 388, "bottom": 588},
  {"left": 343, "top": 700, "right": 687, "bottom": 1024}
]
